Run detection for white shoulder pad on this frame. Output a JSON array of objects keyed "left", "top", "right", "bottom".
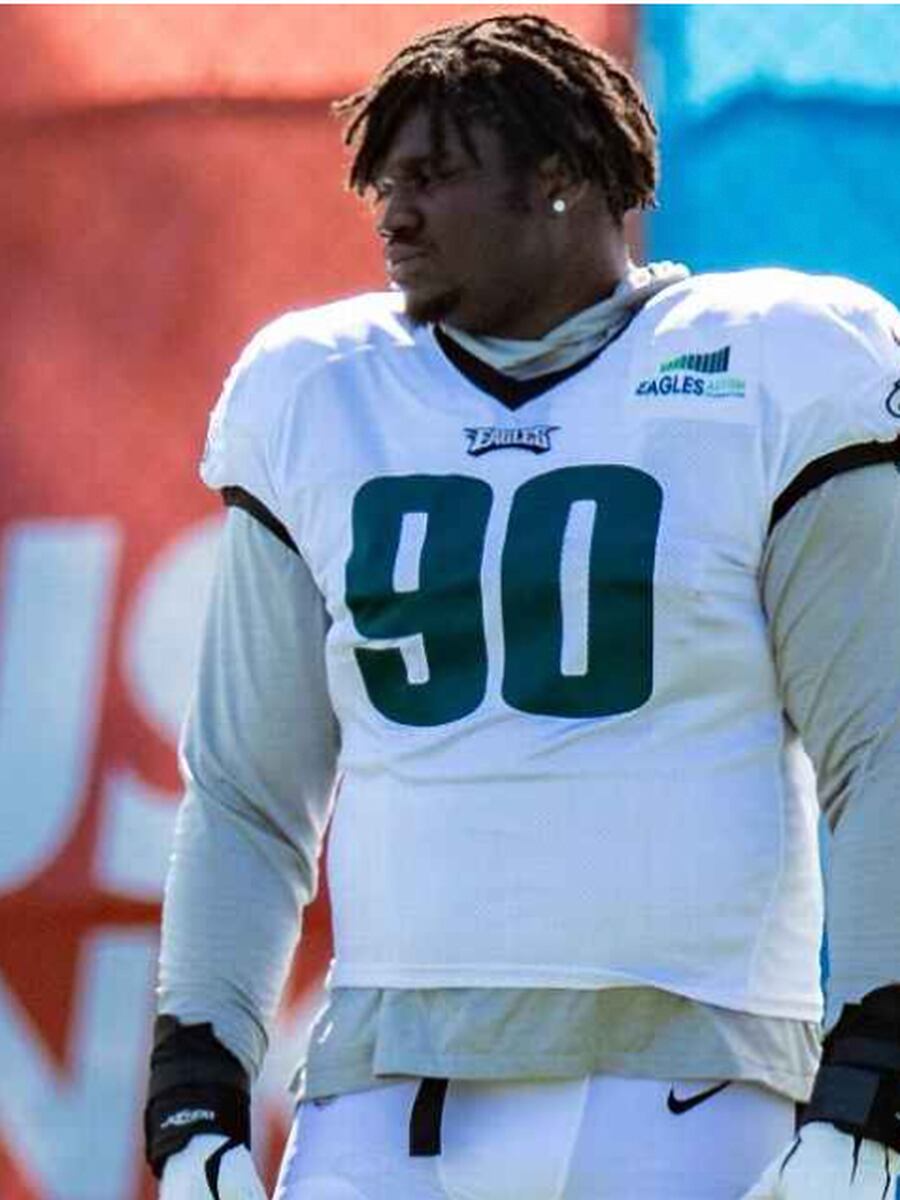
[
  {"left": 750, "top": 269, "right": 900, "bottom": 501},
  {"left": 199, "top": 292, "right": 407, "bottom": 515}
]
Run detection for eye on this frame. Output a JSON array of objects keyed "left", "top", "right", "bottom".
[
  {"left": 371, "top": 176, "right": 396, "bottom": 203},
  {"left": 422, "top": 162, "right": 465, "bottom": 189},
  {"left": 370, "top": 163, "right": 461, "bottom": 203},
  {"left": 408, "top": 166, "right": 437, "bottom": 191},
  {"left": 431, "top": 166, "right": 461, "bottom": 187}
]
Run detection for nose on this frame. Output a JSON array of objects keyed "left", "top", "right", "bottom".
[{"left": 376, "top": 188, "right": 423, "bottom": 242}]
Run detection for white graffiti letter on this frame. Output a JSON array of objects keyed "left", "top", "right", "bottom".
[{"left": 0, "top": 520, "right": 120, "bottom": 891}]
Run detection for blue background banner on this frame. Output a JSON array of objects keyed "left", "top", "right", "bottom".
[{"left": 644, "top": 5, "right": 900, "bottom": 304}]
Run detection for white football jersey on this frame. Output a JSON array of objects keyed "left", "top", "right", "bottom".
[{"left": 201, "top": 270, "right": 900, "bottom": 1021}]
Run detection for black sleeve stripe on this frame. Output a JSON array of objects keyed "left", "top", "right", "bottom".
[
  {"left": 768, "top": 437, "right": 900, "bottom": 534},
  {"left": 221, "top": 486, "right": 299, "bottom": 555}
]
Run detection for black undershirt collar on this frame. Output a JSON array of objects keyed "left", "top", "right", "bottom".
[{"left": 433, "top": 325, "right": 603, "bottom": 411}]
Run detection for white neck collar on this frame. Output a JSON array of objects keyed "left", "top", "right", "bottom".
[{"left": 440, "top": 261, "right": 690, "bottom": 380}]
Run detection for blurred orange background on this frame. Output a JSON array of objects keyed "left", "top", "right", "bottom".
[{"left": 0, "top": 8, "right": 631, "bottom": 1199}]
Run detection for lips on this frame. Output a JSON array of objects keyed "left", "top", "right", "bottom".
[{"left": 385, "top": 247, "right": 430, "bottom": 282}]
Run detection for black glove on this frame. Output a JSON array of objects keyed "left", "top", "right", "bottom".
[
  {"left": 144, "top": 1015, "right": 251, "bottom": 1179},
  {"left": 800, "top": 985, "right": 900, "bottom": 1153}
]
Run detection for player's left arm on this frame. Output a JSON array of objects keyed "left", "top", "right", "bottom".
[{"left": 745, "top": 457, "right": 900, "bottom": 1197}]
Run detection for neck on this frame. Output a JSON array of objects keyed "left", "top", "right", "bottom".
[
  {"left": 486, "top": 235, "right": 631, "bottom": 340},
  {"left": 524, "top": 264, "right": 629, "bottom": 338},
  {"left": 440, "top": 254, "right": 680, "bottom": 383}
]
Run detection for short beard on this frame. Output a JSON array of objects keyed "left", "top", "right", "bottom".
[{"left": 403, "top": 285, "right": 464, "bottom": 327}]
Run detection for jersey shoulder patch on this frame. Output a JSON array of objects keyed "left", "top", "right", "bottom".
[
  {"left": 638, "top": 268, "right": 900, "bottom": 510},
  {"left": 644, "top": 267, "right": 900, "bottom": 412}
]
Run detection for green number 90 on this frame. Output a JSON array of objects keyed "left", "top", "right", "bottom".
[{"left": 346, "top": 466, "right": 662, "bottom": 726}]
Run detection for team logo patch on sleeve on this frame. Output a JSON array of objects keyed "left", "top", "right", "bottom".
[
  {"left": 636, "top": 345, "right": 746, "bottom": 399},
  {"left": 465, "top": 424, "right": 559, "bottom": 456}
]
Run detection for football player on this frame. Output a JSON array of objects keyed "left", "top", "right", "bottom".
[{"left": 144, "top": 14, "right": 900, "bottom": 1199}]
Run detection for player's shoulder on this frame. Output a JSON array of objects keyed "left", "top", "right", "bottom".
[
  {"left": 211, "top": 290, "right": 410, "bottom": 437},
  {"left": 232, "top": 290, "right": 411, "bottom": 381},
  {"left": 646, "top": 267, "right": 898, "bottom": 368},
  {"left": 201, "top": 292, "right": 411, "bottom": 497},
  {"left": 646, "top": 265, "right": 892, "bottom": 323}
]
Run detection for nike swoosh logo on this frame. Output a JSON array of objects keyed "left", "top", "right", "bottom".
[{"left": 666, "top": 1081, "right": 731, "bottom": 1115}]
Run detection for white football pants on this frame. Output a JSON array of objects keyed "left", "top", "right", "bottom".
[{"left": 274, "top": 1075, "right": 795, "bottom": 1200}]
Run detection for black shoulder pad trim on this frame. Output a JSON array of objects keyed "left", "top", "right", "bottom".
[
  {"left": 768, "top": 437, "right": 900, "bottom": 534},
  {"left": 222, "top": 486, "right": 299, "bottom": 555}
]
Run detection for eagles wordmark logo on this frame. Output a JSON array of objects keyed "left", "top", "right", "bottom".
[
  {"left": 636, "top": 344, "right": 746, "bottom": 399},
  {"left": 465, "top": 424, "right": 559, "bottom": 456}
]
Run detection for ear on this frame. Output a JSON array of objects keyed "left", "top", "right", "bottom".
[{"left": 536, "top": 153, "right": 590, "bottom": 212}]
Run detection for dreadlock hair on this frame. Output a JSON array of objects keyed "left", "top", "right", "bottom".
[{"left": 334, "top": 13, "right": 658, "bottom": 223}]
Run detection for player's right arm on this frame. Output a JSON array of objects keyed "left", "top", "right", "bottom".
[
  {"left": 146, "top": 506, "right": 339, "bottom": 1191},
  {"left": 145, "top": 321, "right": 341, "bottom": 1192}
]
